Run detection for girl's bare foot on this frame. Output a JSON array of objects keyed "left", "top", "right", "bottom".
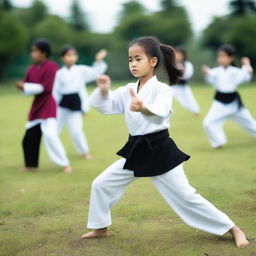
[
  {"left": 229, "top": 226, "right": 249, "bottom": 248},
  {"left": 81, "top": 228, "right": 108, "bottom": 239},
  {"left": 64, "top": 165, "right": 72, "bottom": 173},
  {"left": 83, "top": 153, "right": 92, "bottom": 160},
  {"left": 19, "top": 167, "right": 37, "bottom": 172}
]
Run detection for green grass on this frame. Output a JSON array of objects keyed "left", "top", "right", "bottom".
[{"left": 0, "top": 82, "right": 256, "bottom": 256}]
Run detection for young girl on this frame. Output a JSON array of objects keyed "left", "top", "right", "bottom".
[
  {"left": 16, "top": 39, "right": 71, "bottom": 173},
  {"left": 202, "top": 44, "right": 256, "bottom": 148},
  {"left": 172, "top": 47, "right": 200, "bottom": 115},
  {"left": 53, "top": 46, "right": 107, "bottom": 159},
  {"left": 81, "top": 37, "right": 248, "bottom": 248}
]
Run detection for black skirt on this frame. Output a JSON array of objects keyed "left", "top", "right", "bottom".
[
  {"left": 116, "top": 129, "right": 190, "bottom": 177},
  {"left": 59, "top": 93, "right": 82, "bottom": 111},
  {"left": 214, "top": 91, "right": 243, "bottom": 108}
]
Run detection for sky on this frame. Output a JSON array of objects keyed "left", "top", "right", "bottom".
[{"left": 10, "top": 0, "right": 231, "bottom": 33}]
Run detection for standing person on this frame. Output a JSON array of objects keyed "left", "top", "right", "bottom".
[
  {"left": 16, "top": 39, "right": 72, "bottom": 173},
  {"left": 202, "top": 44, "right": 256, "bottom": 148},
  {"left": 172, "top": 47, "right": 200, "bottom": 115},
  {"left": 81, "top": 37, "right": 248, "bottom": 248},
  {"left": 53, "top": 46, "right": 108, "bottom": 159}
]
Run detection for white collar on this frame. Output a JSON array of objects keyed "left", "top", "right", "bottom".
[
  {"left": 63, "top": 64, "right": 77, "bottom": 71},
  {"left": 135, "top": 75, "right": 158, "bottom": 94}
]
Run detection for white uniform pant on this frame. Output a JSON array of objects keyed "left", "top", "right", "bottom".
[
  {"left": 57, "top": 107, "right": 89, "bottom": 155},
  {"left": 87, "top": 159, "right": 234, "bottom": 236},
  {"left": 24, "top": 118, "right": 70, "bottom": 167},
  {"left": 203, "top": 100, "right": 256, "bottom": 148},
  {"left": 172, "top": 85, "right": 200, "bottom": 114}
]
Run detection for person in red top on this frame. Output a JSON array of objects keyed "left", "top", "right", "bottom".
[{"left": 16, "top": 39, "right": 72, "bottom": 173}]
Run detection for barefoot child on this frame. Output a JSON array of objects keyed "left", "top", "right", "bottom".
[
  {"left": 16, "top": 39, "right": 72, "bottom": 173},
  {"left": 172, "top": 47, "right": 200, "bottom": 115},
  {"left": 53, "top": 45, "right": 107, "bottom": 159},
  {"left": 202, "top": 44, "right": 256, "bottom": 148},
  {"left": 81, "top": 37, "right": 249, "bottom": 247}
]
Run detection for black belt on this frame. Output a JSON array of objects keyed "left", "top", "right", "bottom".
[
  {"left": 117, "top": 129, "right": 190, "bottom": 177},
  {"left": 176, "top": 78, "right": 187, "bottom": 86},
  {"left": 214, "top": 91, "right": 243, "bottom": 108},
  {"left": 59, "top": 93, "right": 81, "bottom": 111}
]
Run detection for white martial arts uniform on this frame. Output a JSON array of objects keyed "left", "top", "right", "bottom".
[
  {"left": 53, "top": 61, "right": 107, "bottom": 155},
  {"left": 86, "top": 75, "right": 235, "bottom": 235},
  {"left": 24, "top": 83, "right": 70, "bottom": 167},
  {"left": 172, "top": 61, "right": 200, "bottom": 114},
  {"left": 203, "top": 65, "right": 256, "bottom": 148}
]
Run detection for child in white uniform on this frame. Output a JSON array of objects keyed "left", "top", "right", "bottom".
[
  {"left": 202, "top": 44, "right": 256, "bottom": 148},
  {"left": 172, "top": 47, "right": 200, "bottom": 115},
  {"left": 81, "top": 37, "right": 248, "bottom": 248},
  {"left": 53, "top": 46, "right": 107, "bottom": 159}
]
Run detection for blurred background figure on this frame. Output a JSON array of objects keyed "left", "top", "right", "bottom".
[
  {"left": 16, "top": 39, "right": 72, "bottom": 173},
  {"left": 202, "top": 45, "right": 256, "bottom": 148},
  {"left": 53, "top": 46, "right": 107, "bottom": 160},
  {"left": 172, "top": 47, "right": 200, "bottom": 115}
]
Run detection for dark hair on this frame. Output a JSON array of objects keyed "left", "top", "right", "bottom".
[
  {"left": 175, "top": 46, "right": 187, "bottom": 61},
  {"left": 60, "top": 44, "right": 77, "bottom": 56},
  {"left": 33, "top": 38, "right": 51, "bottom": 57},
  {"left": 218, "top": 44, "right": 235, "bottom": 57},
  {"left": 129, "top": 36, "right": 183, "bottom": 85}
]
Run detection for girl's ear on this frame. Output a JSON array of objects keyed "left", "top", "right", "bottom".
[{"left": 150, "top": 57, "right": 158, "bottom": 68}]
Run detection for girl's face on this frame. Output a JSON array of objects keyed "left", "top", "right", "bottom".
[
  {"left": 128, "top": 44, "right": 158, "bottom": 79},
  {"left": 62, "top": 49, "right": 78, "bottom": 67},
  {"left": 31, "top": 45, "right": 46, "bottom": 63},
  {"left": 175, "top": 51, "right": 185, "bottom": 63},
  {"left": 217, "top": 50, "right": 233, "bottom": 67}
]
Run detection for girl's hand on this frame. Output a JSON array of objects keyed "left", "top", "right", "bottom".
[
  {"left": 201, "top": 65, "right": 210, "bottom": 75},
  {"left": 97, "top": 75, "right": 111, "bottom": 96},
  {"left": 129, "top": 88, "right": 145, "bottom": 112},
  {"left": 95, "top": 49, "right": 108, "bottom": 62},
  {"left": 241, "top": 57, "right": 251, "bottom": 66},
  {"left": 241, "top": 57, "right": 253, "bottom": 73},
  {"left": 16, "top": 81, "right": 24, "bottom": 90}
]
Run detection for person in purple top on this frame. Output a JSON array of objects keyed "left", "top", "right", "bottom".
[{"left": 16, "top": 39, "right": 72, "bottom": 173}]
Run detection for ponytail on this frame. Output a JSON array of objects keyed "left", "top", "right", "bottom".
[
  {"left": 160, "top": 44, "right": 183, "bottom": 85},
  {"left": 129, "top": 36, "right": 183, "bottom": 85}
]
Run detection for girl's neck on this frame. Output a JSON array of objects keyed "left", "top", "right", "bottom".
[
  {"left": 222, "top": 64, "right": 231, "bottom": 69},
  {"left": 138, "top": 72, "right": 154, "bottom": 90},
  {"left": 66, "top": 64, "right": 74, "bottom": 69}
]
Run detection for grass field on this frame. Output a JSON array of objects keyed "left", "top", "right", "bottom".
[{"left": 0, "top": 82, "right": 256, "bottom": 256}]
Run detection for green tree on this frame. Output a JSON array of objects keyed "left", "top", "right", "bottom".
[
  {"left": 229, "top": 0, "right": 256, "bottom": 16},
  {"left": 0, "top": 11, "right": 28, "bottom": 80},
  {"left": 202, "top": 16, "right": 231, "bottom": 49},
  {"left": 149, "top": 6, "right": 192, "bottom": 45},
  {"left": 225, "top": 15, "right": 256, "bottom": 63},
  {"left": 114, "top": 1, "right": 148, "bottom": 40},
  {"left": 160, "top": 0, "right": 177, "bottom": 11},
  {"left": 16, "top": 0, "right": 47, "bottom": 27},
  {"left": 33, "top": 15, "right": 73, "bottom": 53},
  {"left": 69, "top": 0, "right": 89, "bottom": 31},
  {"left": 0, "top": 0, "right": 12, "bottom": 11}
]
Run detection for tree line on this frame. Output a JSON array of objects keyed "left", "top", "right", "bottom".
[{"left": 0, "top": 0, "right": 255, "bottom": 82}]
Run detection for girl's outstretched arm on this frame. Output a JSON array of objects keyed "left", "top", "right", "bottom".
[{"left": 89, "top": 75, "right": 125, "bottom": 115}]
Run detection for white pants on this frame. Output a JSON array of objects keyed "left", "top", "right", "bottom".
[
  {"left": 172, "top": 85, "right": 200, "bottom": 114},
  {"left": 25, "top": 118, "right": 70, "bottom": 167},
  {"left": 203, "top": 100, "right": 256, "bottom": 148},
  {"left": 87, "top": 159, "right": 234, "bottom": 236},
  {"left": 57, "top": 107, "right": 89, "bottom": 155}
]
